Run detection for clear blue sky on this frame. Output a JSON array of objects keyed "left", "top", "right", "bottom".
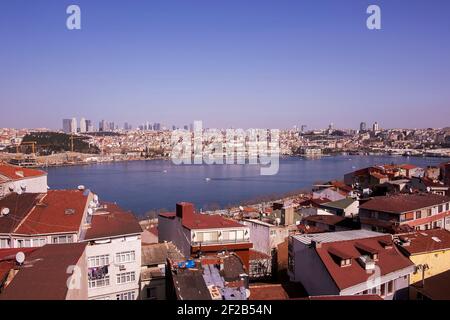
[{"left": 1, "top": 0, "right": 449, "bottom": 130}]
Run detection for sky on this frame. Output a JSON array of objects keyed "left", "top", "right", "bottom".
[{"left": 0, "top": 0, "right": 450, "bottom": 130}]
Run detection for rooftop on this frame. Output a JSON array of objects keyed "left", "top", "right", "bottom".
[
  {"left": 320, "top": 198, "right": 356, "bottom": 210},
  {"left": 411, "top": 269, "right": 450, "bottom": 300},
  {"left": 315, "top": 235, "right": 414, "bottom": 290},
  {"left": 0, "top": 243, "right": 86, "bottom": 300},
  {"left": 14, "top": 190, "right": 90, "bottom": 235},
  {"left": 83, "top": 202, "right": 142, "bottom": 240},
  {"left": 395, "top": 229, "right": 450, "bottom": 255},
  {"left": 0, "top": 164, "right": 47, "bottom": 182},
  {"left": 359, "top": 193, "right": 450, "bottom": 214},
  {"left": 292, "top": 230, "right": 383, "bottom": 245},
  {"left": 0, "top": 193, "right": 42, "bottom": 234}
]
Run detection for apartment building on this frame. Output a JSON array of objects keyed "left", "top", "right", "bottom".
[
  {"left": 0, "top": 243, "right": 88, "bottom": 300},
  {"left": 0, "top": 189, "right": 142, "bottom": 300},
  {"left": 359, "top": 193, "right": 450, "bottom": 233},
  {"left": 288, "top": 230, "right": 414, "bottom": 299},
  {"left": 0, "top": 163, "right": 47, "bottom": 198},
  {"left": 158, "top": 202, "right": 252, "bottom": 268}
]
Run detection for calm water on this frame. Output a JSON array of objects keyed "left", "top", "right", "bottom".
[{"left": 45, "top": 156, "right": 447, "bottom": 216}]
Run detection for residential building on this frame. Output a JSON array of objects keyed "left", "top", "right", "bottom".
[
  {"left": 359, "top": 193, "right": 450, "bottom": 233},
  {"left": 82, "top": 202, "right": 142, "bottom": 300},
  {"left": 140, "top": 242, "right": 183, "bottom": 300},
  {"left": 394, "top": 229, "right": 450, "bottom": 285},
  {"left": 409, "top": 176, "right": 449, "bottom": 196},
  {"left": 319, "top": 198, "right": 359, "bottom": 217},
  {"left": 288, "top": 230, "right": 414, "bottom": 299},
  {"left": 0, "top": 243, "right": 88, "bottom": 300},
  {"left": 0, "top": 163, "right": 48, "bottom": 198},
  {"left": 158, "top": 202, "right": 252, "bottom": 269},
  {"left": 166, "top": 252, "right": 249, "bottom": 300},
  {"left": 300, "top": 215, "right": 359, "bottom": 233},
  {"left": 0, "top": 188, "right": 143, "bottom": 300}
]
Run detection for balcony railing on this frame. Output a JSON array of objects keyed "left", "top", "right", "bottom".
[{"left": 191, "top": 238, "right": 250, "bottom": 247}]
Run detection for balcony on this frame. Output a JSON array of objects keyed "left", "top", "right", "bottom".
[{"left": 191, "top": 238, "right": 250, "bottom": 247}]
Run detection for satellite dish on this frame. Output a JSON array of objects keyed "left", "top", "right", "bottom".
[
  {"left": 239, "top": 206, "right": 244, "bottom": 211},
  {"left": 245, "top": 289, "right": 251, "bottom": 299},
  {"left": 1, "top": 207, "right": 10, "bottom": 216},
  {"left": 77, "top": 185, "right": 85, "bottom": 191},
  {"left": 16, "top": 252, "right": 25, "bottom": 265}
]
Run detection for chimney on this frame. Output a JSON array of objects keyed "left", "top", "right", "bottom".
[{"left": 176, "top": 202, "right": 195, "bottom": 219}]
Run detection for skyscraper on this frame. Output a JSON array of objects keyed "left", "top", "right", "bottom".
[
  {"left": 86, "top": 120, "right": 93, "bottom": 132},
  {"left": 373, "top": 122, "right": 380, "bottom": 132},
  {"left": 360, "top": 122, "right": 367, "bottom": 132},
  {"left": 71, "top": 118, "right": 77, "bottom": 134},
  {"left": 99, "top": 120, "right": 108, "bottom": 132},
  {"left": 62, "top": 119, "right": 72, "bottom": 133},
  {"left": 79, "top": 117, "right": 86, "bottom": 133}
]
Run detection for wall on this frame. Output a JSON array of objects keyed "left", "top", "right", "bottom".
[
  {"left": 65, "top": 250, "right": 89, "bottom": 300},
  {"left": 86, "top": 235, "right": 142, "bottom": 300},
  {"left": 409, "top": 250, "right": 450, "bottom": 284}
]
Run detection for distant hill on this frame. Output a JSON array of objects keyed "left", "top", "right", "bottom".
[{"left": 13, "top": 132, "right": 100, "bottom": 155}]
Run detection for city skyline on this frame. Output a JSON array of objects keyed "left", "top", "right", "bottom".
[{"left": 1, "top": 0, "right": 450, "bottom": 129}]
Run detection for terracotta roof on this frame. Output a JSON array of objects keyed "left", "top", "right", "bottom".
[
  {"left": 182, "top": 214, "right": 245, "bottom": 230},
  {"left": 14, "top": 190, "right": 89, "bottom": 235},
  {"left": 396, "top": 229, "right": 450, "bottom": 255},
  {"left": 0, "top": 243, "right": 86, "bottom": 300},
  {"left": 0, "top": 193, "right": 41, "bottom": 234},
  {"left": 84, "top": 203, "right": 142, "bottom": 240},
  {"left": 359, "top": 193, "right": 450, "bottom": 214},
  {"left": 399, "top": 164, "right": 419, "bottom": 170},
  {"left": 315, "top": 235, "right": 414, "bottom": 290},
  {"left": 249, "top": 284, "right": 290, "bottom": 300},
  {"left": 0, "top": 164, "right": 46, "bottom": 181},
  {"left": 159, "top": 212, "right": 176, "bottom": 218}
]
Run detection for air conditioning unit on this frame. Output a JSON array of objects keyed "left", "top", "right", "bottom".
[{"left": 358, "top": 255, "right": 375, "bottom": 270}]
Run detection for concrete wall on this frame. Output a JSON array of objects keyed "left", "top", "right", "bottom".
[
  {"left": 86, "top": 235, "right": 142, "bottom": 300},
  {"left": 0, "top": 175, "right": 48, "bottom": 197},
  {"left": 409, "top": 250, "right": 450, "bottom": 284},
  {"left": 288, "top": 239, "right": 340, "bottom": 296}
]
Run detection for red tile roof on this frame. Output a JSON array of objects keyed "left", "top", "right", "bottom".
[
  {"left": 14, "top": 190, "right": 89, "bottom": 235},
  {"left": 0, "top": 193, "right": 41, "bottom": 234},
  {"left": 0, "top": 164, "right": 46, "bottom": 181},
  {"left": 249, "top": 284, "right": 290, "bottom": 300},
  {"left": 359, "top": 193, "right": 450, "bottom": 214},
  {"left": 249, "top": 249, "right": 271, "bottom": 260},
  {"left": 84, "top": 203, "right": 142, "bottom": 240},
  {"left": 315, "top": 235, "right": 414, "bottom": 290},
  {"left": 308, "top": 294, "right": 383, "bottom": 300},
  {"left": 0, "top": 243, "right": 86, "bottom": 300},
  {"left": 396, "top": 229, "right": 450, "bottom": 255}
]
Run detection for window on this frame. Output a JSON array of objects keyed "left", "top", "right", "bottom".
[
  {"left": 380, "top": 283, "right": 386, "bottom": 297},
  {"left": 116, "top": 291, "right": 135, "bottom": 300},
  {"left": 52, "top": 235, "right": 73, "bottom": 244},
  {"left": 117, "top": 271, "right": 136, "bottom": 284},
  {"left": 89, "top": 275, "right": 110, "bottom": 288},
  {"left": 446, "top": 203, "right": 450, "bottom": 211},
  {"left": 438, "top": 205, "right": 443, "bottom": 213},
  {"left": 88, "top": 254, "right": 110, "bottom": 268},
  {"left": 116, "top": 251, "right": 135, "bottom": 264},
  {"left": 387, "top": 280, "right": 394, "bottom": 295},
  {"left": 24, "top": 239, "right": 31, "bottom": 247},
  {"left": 415, "top": 211, "right": 422, "bottom": 220},
  {"left": 35, "top": 238, "right": 46, "bottom": 247},
  {"left": 340, "top": 258, "right": 352, "bottom": 267},
  {"left": 427, "top": 209, "right": 432, "bottom": 217},
  {"left": 0, "top": 238, "right": 10, "bottom": 249}
]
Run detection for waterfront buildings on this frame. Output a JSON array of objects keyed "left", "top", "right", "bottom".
[
  {"left": 287, "top": 230, "right": 415, "bottom": 299},
  {"left": 359, "top": 193, "right": 450, "bottom": 233}
]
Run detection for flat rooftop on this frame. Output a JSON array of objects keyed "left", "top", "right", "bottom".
[{"left": 292, "top": 230, "right": 384, "bottom": 245}]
